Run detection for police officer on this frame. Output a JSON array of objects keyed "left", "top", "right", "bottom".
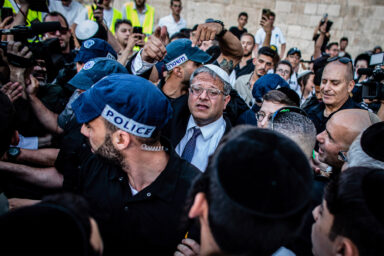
[{"left": 71, "top": 74, "right": 200, "bottom": 255}]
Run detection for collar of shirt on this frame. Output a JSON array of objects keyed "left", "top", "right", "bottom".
[
  {"left": 168, "top": 13, "right": 184, "bottom": 25},
  {"left": 186, "top": 115, "right": 225, "bottom": 141},
  {"left": 106, "top": 137, "right": 180, "bottom": 202}
]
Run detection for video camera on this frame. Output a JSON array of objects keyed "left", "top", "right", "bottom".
[
  {"left": 0, "top": 22, "right": 66, "bottom": 81},
  {"left": 358, "top": 53, "right": 384, "bottom": 100}
]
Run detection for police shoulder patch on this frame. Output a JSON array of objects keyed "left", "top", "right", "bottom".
[
  {"left": 84, "top": 40, "right": 95, "bottom": 49},
  {"left": 83, "top": 61, "right": 95, "bottom": 70}
]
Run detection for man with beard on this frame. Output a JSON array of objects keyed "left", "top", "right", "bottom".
[
  {"left": 234, "top": 32, "right": 255, "bottom": 78},
  {"left": 71, "top": 74, "right": 200, "bottom": 255},
  {"left": 234, "top": 46, "right": 276, "bottom": 107}
]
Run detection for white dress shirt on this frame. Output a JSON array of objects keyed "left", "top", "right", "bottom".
[
  {"left": 158, "top": 14, "right": 186, "bottom": 37},
  {"left": 255, "top": 26, "right": 286, "bottom": 51},
  {"left": 176, "top": 115, "right": 226, "bottom": 172}
]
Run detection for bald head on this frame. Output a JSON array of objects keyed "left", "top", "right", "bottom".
[
  {"left": 324, "top": 61, "right": 354, "bottom": 84},
  {"left": 330, "top": 109, "right": 379, "bottom": 147},
  {"left": 316, "top": 109, "right": 380, "bottom": 168}
]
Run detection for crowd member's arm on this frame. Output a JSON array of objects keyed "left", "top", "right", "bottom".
[
  {"left": 313, "top": 21, "right": 327, "bottom": 59},
  {"left": 26, "top": 75, "right": 63, "bottom": 134},
  {"left": 8, "top": 198, "right": 40, "bottom": 211},
  {"left": 3, "top": 148, "right": 59, "bottom": 167},
  {"left": 129, "top": 26, "right": 167, "bottom": 77},
  {"left": 0, "top": 161, "right": 63, "bottom": 189},
  {"left": 280, "top": 43, "right": 286, "bottom": 60},
  {"left": 261, "top": 14, "right": 272, "bottom": 48},
  {"left": 92, "top": 5, "right": 122, "bottom": 53},
  {"left": 193, "top": 22, "right": 243, "bottom": 73},
  {"left": 7, "top": 41, "right": 32, "bottom": 99},
  {"left": 9, "top": 1, "right": 29, "bottom": 27},
  {"left": 117, "top": 33, "right": 140, "bottom": 66}
]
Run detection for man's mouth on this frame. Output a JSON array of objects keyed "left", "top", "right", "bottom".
[{"left": 196, "top": 103, "right": 209, "bottom": 110}]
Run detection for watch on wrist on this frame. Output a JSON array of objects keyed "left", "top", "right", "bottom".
[{"left": 7, "top": 147, "right": 20, "bottom": 160}]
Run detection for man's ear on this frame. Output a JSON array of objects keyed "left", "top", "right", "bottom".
[
  {"left": 347, "top": 79, "right": 355, "bottom": 93},
  {"left": 174, "top": 66, "right": 184, "bottom": 78},
  {"left": 335, "top": 237, "right": 359, "bottom": 256},
  {"left": 223, "top": 95, "right": 231, "bottom": 110},
  {"left": 189, "top": 192, "right": 209, "bottom": 221},
  {"left": 111, "top": 130, "right": 131, "bottom": 150},
  {"left": 10, "top": 130, "right": 19, "bottom": 146}
]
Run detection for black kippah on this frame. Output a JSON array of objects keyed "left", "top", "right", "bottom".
[
  {"left": 361, "top": 122, "right": 384, "bottom": 162},
  {"left": 215, "top": 128, "right": 313, "bottom": 219}
]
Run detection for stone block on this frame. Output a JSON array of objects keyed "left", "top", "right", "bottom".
[
  {"left": 276, "top": 1, "right": 292, "bottom": 13},
  {"left": 317, "top": 4, "right": 327, "bottom": 15},
  {"left": 373, "top": 6, "right": 384, "bottom": 20},
  {"left": 326, "top": 4, "right": 341, "bottom": 17},
  {"left": 304, "top": 3, "right": 317, "bottom": 14},
  {"left": 287, "top": 25, "right": 302, "bottom": 38}
]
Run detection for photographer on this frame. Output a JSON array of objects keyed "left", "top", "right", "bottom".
[{"left": 313, "top": 15, "right": 331, "bottom": 59}]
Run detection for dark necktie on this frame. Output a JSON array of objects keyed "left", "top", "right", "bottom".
[{"left": 181, "top": 127, "right": 201, "bottom": 162}]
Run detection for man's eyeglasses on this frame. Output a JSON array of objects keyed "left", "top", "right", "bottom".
[
  {"left": 270, "top": 106, "right": 308, "bottom": 130},
  {"left": 337, "top": 151, "right": 348, "bottom": 162},
  {"left": 255, "top": 112, "right": 272, "bottom": 122},
  {"left": 189, "top": 84, "right": 227, "bottom": 98},
  {"left": 276, "top": 69, "right": 290, "bottom": 76}
]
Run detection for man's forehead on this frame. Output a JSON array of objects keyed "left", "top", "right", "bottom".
[
  {"left": 322, "top": 62, "right": 348, "bottom": 79},
  {"left": 258, "top": 54, "right": 273, "bottom": 62},
  {"left": 193, "top": 72, "right": 222, "bottom": 88},
  {"left": 45, "top": 16, "right": 66, "bottom": 27}
]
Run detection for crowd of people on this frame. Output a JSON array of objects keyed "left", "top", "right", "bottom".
[{"left": 0, "top": 0, "right": 383, "bottom": 255}]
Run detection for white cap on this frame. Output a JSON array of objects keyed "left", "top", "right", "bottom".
[
  {"left": 204, "top": 64, "right": 231, "bottom": 85},
  {"left": 75, "top": 20, "right": 99, "bottom": 41}
]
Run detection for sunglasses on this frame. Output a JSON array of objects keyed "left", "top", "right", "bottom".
[
  {"left": 270, "top": 106, "right": 308, "bottom": 130},
  {"left": 327, "top": 56, "right": 352, "bottom": 64}
]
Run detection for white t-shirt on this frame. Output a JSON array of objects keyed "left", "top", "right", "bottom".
[
  {"left": 157, "top": 14, "right": 186, "bottom": 37},
  {"left": 48, "top": 0, "right": 87, "bottom": 26},
  {"left": 103, "top": 8, "right": 114, "bottom": 29},
  {"left": 255, "top": 27, "right": 286, "bottom": 50}
]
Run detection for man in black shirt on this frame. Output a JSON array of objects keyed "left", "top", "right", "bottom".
[
  {"left": 229, "top": 12, "right": 248, "bottom": 40},
  {"left": 71, "top": 74, "right": 200, "bottom": 255}
]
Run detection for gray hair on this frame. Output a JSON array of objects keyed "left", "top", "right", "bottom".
[
  {"left": 268, "top": 111, "right": 317, "bottom": 159},
  {"left": 347, "top": 132, "right": 384, "bottom": 169},
  {"left": 189, "top": 66, "right": 232, "bottom": 96}
]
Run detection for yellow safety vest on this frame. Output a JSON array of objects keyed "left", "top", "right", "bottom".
[
  {"left": 86, "top": 6, "right": 122, "bottom": 35},
  {"left": 3, "top": 0, "right": 42, "bottom": 26},
  {"left": 124, "top": 2, "right": 154, "bottom": 36}
]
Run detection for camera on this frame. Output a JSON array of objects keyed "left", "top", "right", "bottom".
[{"left": 359, "top": 53, "right": 384, "bottom": 100}]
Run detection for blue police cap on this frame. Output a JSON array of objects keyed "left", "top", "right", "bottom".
[
  {"left": 74, "top": 38, "right": 117, "bottom": 63},
  {"left": 72, "top": 74, "right": 173, "bottom": 138},
  {"left": 252, "top": 74, "right": 290, "bottom": 103},
  {"left": 164, "top": 39, "right": 211, "bottom": 71},
  {"left": 68, "top": 58, "right": 128, "bottom": 90}
]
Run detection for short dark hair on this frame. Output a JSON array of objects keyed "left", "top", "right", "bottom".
[
  {"left": 340, "top": 37, "right": 348, "bottom": 43},
  {"left": 258, "top": 46, "right": 276, "bottom": 59},
  {"left": 114, "top": 19, "right": 132, "bottom": 31},
  {"left": 263, "top": 90, "right": 297, "bottom": 106},
  {"left": 240, "top": 32, "right": 255, "bottom": 46},
  {"left": 0, "top": 91, "right": 16, "bottom": 156},
  {"left": 275, "top": 60, "right": 293, "bottom": 77},
  {"left": 43, "top": 11, "right": 69, "bottom": 29},
  {"left": 325, "top": 167, "right": 384, "bottom": 255},
  {"left": 269, "top": 11, "right": 276, "bottom": 17},
  {"left": 326, "top": 42, "right": 338, "bottom": 50},
  {"left": 238, "top": 12, "right": 248, "bottom": 19},
  {"left": 170, "top": 0, "right": 181, "bottom": 5}
]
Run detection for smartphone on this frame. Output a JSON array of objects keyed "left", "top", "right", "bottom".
[
  {"left": 94, "top": 0, "right": 103, "bottom": 10},
  {"left": 1, "top": 7, "right": 13, "bottom": 24},
  {"left": 133, "top": 26, "right": 143, "bottom": 34}
]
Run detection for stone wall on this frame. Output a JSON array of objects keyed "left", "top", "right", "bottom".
[{"left": 111, "top": 0, "right": 384, "bottom": 60}]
